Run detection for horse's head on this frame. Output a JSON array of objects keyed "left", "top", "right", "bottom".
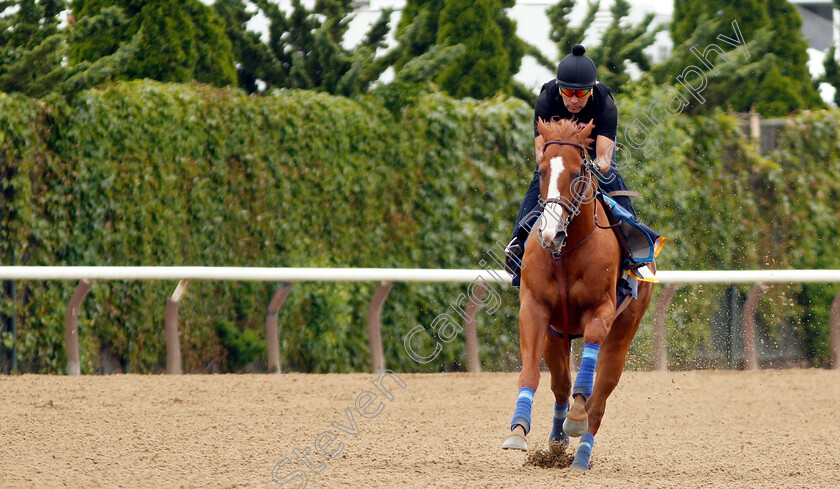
[{"left": 535, "top": 118, "right": 597, "bottom": 253}]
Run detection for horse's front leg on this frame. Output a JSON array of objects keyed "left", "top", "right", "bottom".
[
  {"left": 502, "top": 291, "right": 550, "bottom": 451},
  {"left": 544, "top": 332, "right": 572, "bottom": 446},
  {"left": 563, "top": 302, "right": 614, "bottom": 468}
]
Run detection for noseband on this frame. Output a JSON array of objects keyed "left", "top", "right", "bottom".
[{"left": 539, "top": 139, "right": 599, "bottom": 259}]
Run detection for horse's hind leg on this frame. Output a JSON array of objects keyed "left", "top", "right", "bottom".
[
  {"left": 569, "top": 325, "right": 636, "bottom": 470},
  {"left": 544, "top": 332, "right": 572, "bottom": 446},
  {"left": 572, "top": 291, "right": 650, "bottom": 470},
  {"left": 586, "top": 301, "right": 645, "bottom": 434}
]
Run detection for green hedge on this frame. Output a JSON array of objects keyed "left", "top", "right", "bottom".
[
  {"left": 1, "top": 82, "right": 531, "bottom": 373},
  {"left": 1, "top": 81, "right": 839, "bottom": 373}
]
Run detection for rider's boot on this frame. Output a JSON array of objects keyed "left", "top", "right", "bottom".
[{"left": 504, "top": 237, "right": 524, "bottom": 288}]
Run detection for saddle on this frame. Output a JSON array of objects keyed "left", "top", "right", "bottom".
[{"left": 597, "top": 191, "right": 665, "bottom": 302}]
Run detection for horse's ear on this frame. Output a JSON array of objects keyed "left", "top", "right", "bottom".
[
  {"left": 537, "top": 118, "right": 550, "bottom": 139},
  {"left": 579, "top": 119, "right": 595, "bottom": 140}
]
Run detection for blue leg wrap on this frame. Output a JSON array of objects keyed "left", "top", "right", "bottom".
[
  {"left": 510, "top": 386, "right": 534, "bottom": 433},
  {"left": 571, "top": 432, "right": 595, "bottom": 470},
  {"left": 573, "top": 343, "right": 600, "bottom": 399},
  {"left": 548, "top": 402, "right": 570, "bottom": 445}
]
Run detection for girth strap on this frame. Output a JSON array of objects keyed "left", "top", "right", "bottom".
[
  {"left": 607, "top": 190, "right": 640, "bottom": 198},
  {"left": 547, "top": 324, "right": 583, "bottom": 340}
]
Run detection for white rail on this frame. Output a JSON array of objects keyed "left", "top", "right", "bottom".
[
  {"left": 1, "top": 267, "right": 838, "bottom": 373},
  {"left": 2, "top": 266, "right": 840, "bottom": 284}
]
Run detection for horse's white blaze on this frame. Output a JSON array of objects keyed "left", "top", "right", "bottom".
[{"left": 541, "top": 156, "right": 565, "bottom": 244}]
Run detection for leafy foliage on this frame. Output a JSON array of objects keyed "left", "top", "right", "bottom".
[
  {"left": 69, "top": 0, "right": 237, "bottom": 87},
  {"left": 0, "top": 0, "right": 141, "bottom": 97},
  {"left": 2, "top": 80, "right": 840, "bottom": 372},
  {"left": 394, "top": 0, "right": 445, "bottom": 71},
  {"left": 821, "top": 46, "right": 840, "bottom": 107},
  {"left": 667, "top": 0, "right": 821, "bottom": 116},
  {"left": 213, "top": 0, "right": 273, "bottom": 93},
  {"left": 213, "top": 0, "right": 392, "bottom": 96},
  {"left": 546, "top": 0, "right": 597, "bottom": 60},
  {"left": 0, "top": 81, "right": 531, "bottom": 373},
  {"left": 435, "top": 0, "right": 512, "bottom": 98},
  {"left": 588, "top": 0, "right": 663, "bottom": 93},
  {"left": 391, "top": 0, "right": 528, "bottom": 99},
  {"left": 540, "top": 0, "right": 661, "bottom": 93}
]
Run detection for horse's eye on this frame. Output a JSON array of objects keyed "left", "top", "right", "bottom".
[{"left": 573, "top": 170, "right": 581, "bottom": 179}]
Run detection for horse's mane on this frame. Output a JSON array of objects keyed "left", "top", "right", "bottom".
[{"left": 538, "top": 118, "right": 594, "bottom": 151}]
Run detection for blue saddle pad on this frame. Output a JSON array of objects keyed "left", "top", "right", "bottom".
[{"left": 602, "top": 194, "right": 664, "bottom": 265}]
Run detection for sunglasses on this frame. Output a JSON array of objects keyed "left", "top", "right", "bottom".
[{"left": 559, "top": 87, "right": 592, "bottom": 98}]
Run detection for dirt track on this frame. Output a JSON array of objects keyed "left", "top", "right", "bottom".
[{"left": 2, "top": 370, "right": 839, "bottom": 488}]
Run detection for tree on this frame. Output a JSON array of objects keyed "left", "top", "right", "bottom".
[
  {"left": 69, "top": 0, "right": 237, "bottom": 87},
  {"left": 546, "top": 0, "right": 598, "bottom": 64},
  {"left": 389, "top": 0, "right": 464, "bottom": 92},
  {"left": 435, "top": 0, "right": 513, "bottom": 98},
  {"left": 764, "top": 0, "right": 822, "bottom": 108},
  {"left": 0, "top": 0, "right": 139, "bottom": 98},
  {"left": 827, "top": 0, "right": 840, "bottom": 105},
  {"left": 668, "top": 0, "right": 822, "bottom": 116},
  {"left": 822, "top": 45, "right": 840, "bottom": 106},
  {"left": 393, "top": 0, "right": 445, "bottom": 71},
  {"left": 214, "top": 0, "right": 274, "bottom": 93},
  {"left": 588, "top": 0, "right": 663, "bottom": 93},
  {"left": 649, "top": 16, "right": 776, "bottom": 114},
  {"left": 389, "top": 0, "right": 527, "bottom": 99},
  {"left": 218, "top": 0, "right": 393, "bottom": 96},
  {"left": 0, "top": 0, "right": 67, "bottom": 96},
  {"left": 541, "top": 0, "right": 661, "bottom": 93}
]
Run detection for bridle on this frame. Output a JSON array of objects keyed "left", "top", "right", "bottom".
[{"left": 538, "top": 139, "right": 602, "bottom": 259}]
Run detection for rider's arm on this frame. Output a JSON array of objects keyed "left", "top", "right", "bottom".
[
  {"left": 594, "top": 136, "right": 613, "bottom": 174},
  {"left": 533, "top": 81, "right": 553, "bottom": 164},
  {"left": 593, "top": 86, "right": 619, "bottom": 175}
]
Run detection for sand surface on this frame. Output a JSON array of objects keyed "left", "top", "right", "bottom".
[{"left": 2, "top": 370, "right": 839, "bottom": 488}]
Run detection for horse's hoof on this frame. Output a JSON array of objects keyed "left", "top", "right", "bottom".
[
  {"left": 571, "top": 433, "right": 594, "bottom": 470},
  {"left": 549, "top": 415, "right": 570, "bottom": 446},
  {"left": 548, "top": 432, "right": 570, "bottom": 447},
  {"left": 502, "top": 434, "right": 528, "bottom": 451},
  {"left": 562, "top": 417, "right": 588, "bottom": 437},
  {"left": 570, "top": 456, "right": 590, "bottom": 471}
]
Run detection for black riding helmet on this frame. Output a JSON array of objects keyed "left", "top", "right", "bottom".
[{"left": 556, "top": 44, "right": 597, "bottom": 90}]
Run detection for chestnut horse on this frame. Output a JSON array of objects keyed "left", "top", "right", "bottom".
[{"left": 501, "top": 119, "right": 655, "bottom": 470}]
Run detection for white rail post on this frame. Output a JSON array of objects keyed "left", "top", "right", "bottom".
[
  {"left": 164, "top": 280, "right": 188, "bottom": 375},
  {"left": 742, "top": 283, "right": 766, "bottom": 371},
  {"left": 265, "top": 282, "right": 293, "bottom": 373},
  {"left": 65, "top": 280, "right": 92, "bottom": 375},
  {"left": 652, "top": 284, "right": 679, "bottom": 371},
  {"left": 367, "top": 282, "right": 393, "bottom": 373}
]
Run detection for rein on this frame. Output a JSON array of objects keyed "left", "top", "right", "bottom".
[{"left": 542, "top": 140, "right": 587, "bottom": 154}]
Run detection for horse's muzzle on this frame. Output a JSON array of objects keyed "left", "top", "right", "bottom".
[{"left": 550, "top": 231, "right": 567, "bottom": 252}]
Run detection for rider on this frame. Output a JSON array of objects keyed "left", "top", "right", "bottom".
[{"left": 505, "top": 44, "right": 640, "bottom": 288}]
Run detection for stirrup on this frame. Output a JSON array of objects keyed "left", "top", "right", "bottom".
[{"left": 628, "top": 264, "right": 658, "bottom": 283}]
